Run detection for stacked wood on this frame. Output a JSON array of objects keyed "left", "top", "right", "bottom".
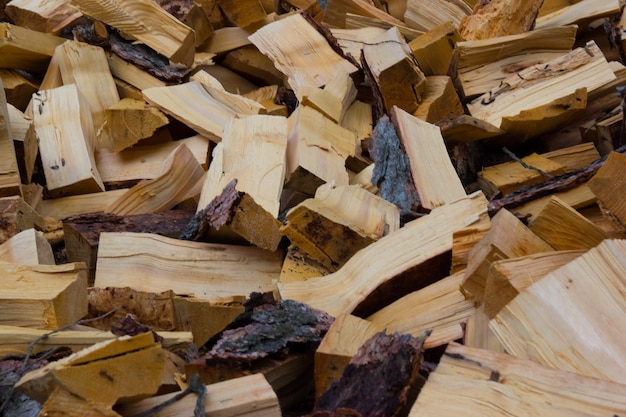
[{"left": 3, "top": 0, "right": 626, "bottom": 415}]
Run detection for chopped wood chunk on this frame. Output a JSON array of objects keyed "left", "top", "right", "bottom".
[
  {"left": 588, "top": 151, "right": 626, "bottom": 231},
  {"left": 459, "top": 0, "right": 544, "bottom": 41}
]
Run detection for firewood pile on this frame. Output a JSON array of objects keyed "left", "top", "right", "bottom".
[{"left": 2, "top": 0, "right": 626, "bottom": 415}]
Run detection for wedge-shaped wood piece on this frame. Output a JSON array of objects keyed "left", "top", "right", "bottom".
[
  {"left": 368, "top": 271, "right": 474, "bottom": 346},
  {"left": 404, "top": 0, "right": 471, "bottom": 32},
  {"left": 467, "top": 41, "right": 616, "bottom": 129},
  {"left": 330, "top": 26, "right": 387, "bottom": 64},
  {"left": 1, "top": 68, "right": 38, "bottom": 111},
  {"left": 588, "top": 151, "right": 626, "bottom": 231},
  {"left": 529, "top": 196, "right": 608, "bottom": 250},
  {"left": 198, "top": 26, "right": 253, "bottom": 55},
  {"left": 535, "top": 0, "right": 620, "bottom": 30},
  {"left": 249, "top": 13, "right": 359, "bottom": 92},
  {"left": 95, "top": 135, "right": 209, "bottom": 184},
  {"left": 5, "top": 0, "right": 83, "bottom": 35},
  {"left": 190, "top": 70, "right": 266, "bottom": 115},
  {"left": 216, "top": 0, "right": 266, "bottom": 28},
  {"left": 69, "top": 0, "right": 195, "bottom": 66},
  {"left": 286, "top": 105, "right": 356, "bottom": 195},
  {"left": 514, "top": 183, "right": 598, "bottom": 222},
  {"left": 117, "top": 373, "right": 281, "bottom": 417},
  {"left": 197, "top": 114, "right": 287, "bottom": 217},
  {"left": 95, "top": 232, "right": 282, "bottom": 298},
  {"left": 106, "top": 52, "right": 166, "bottom": 92},
  {"left": 223, "top": 45, "right": 285, "bottom": 86},
  {"left": 279, "top": 191, "right": 488, "bottom": 317},
  {"left": 451, "top": 222, "right": 491, "bottom": 274},
  {"left": 298, "top": 68, "right": 357, "bottom": 124},
  {"left": 0, "top": 80, "right": 21, "bottom": 198},
  {"left": 436, "top": 114, "right": 504, "bottom": 144},
  {"left": 491, "top": 239, "right": 626, "bottom": 384},
  {"left": 409, "top": 21, "right": 462, "bottom": 77},
  {"left": 281, "top": 184, "right": 400, "bottom": 270},
  {"left": 462, "top": 208, "right": 554, "bottom": 302},
  {"left": 106, "top": 143, "right": 205, "bottom": 215},
  {"left": 33, "top": 84, "right": 105, "bottom": 196},
  {"left": 409, "top": 342, "right": 626, "bottom": 416},
  {"left": 279, "top": 246, "right": 330, "bottom": 284},
  {"left": 36, "top": 189, "right": 127, "bottom": 219},
  {"left": 155, "top": 0, "right": 213, "bottom": 46},
  {"left": 478, "top": 153, "right": 566, "bottom": 196},
  {"left": 0, "top": 228, "right": 54, "bottom": 265},
  {"left": 412, "top": 75, "right": 465, "bottom": 124},
  {"left": 143, "top": 80, "right": 261, "bottom": 142},
  {"left": 15, "top": 332, "right": 164, "bottom": 407},
  {"left": 541, "top": 142, "right": 601, "bottom": 172},
  {"left": 54, "top": 40, "right": 121, "bottom": 150},
  {"left": 0, "top": 22, "right": 65, "bottom": 72},
  {"left": 392, "top": 106, "right": 466, "bottom": 209},
  {"left": 0, "top": 195, "right": 47, "bottom": 243},
  {"left": 0, "top": 262, "right": 87, "bottom": 329},
  {"left": 340, "top": 99, "right": 372, "bottom": 143},
  {"left": 104, "top": 98, "right": 168, "bottom": 152},
  {"left": 451, "top": 25, "right": 577, "bottom": 100},
  {"left": 36, "top": 387, "right": 122, "bottom": 417},
  {"left": 483, "top": 250, "right": 585, "bottom": 319},
  {"left": 362, "top": 26, "right": 425, "bottom": 114},
  {"left": 459, "top": 0, "right": 544, "bottom": 40}
]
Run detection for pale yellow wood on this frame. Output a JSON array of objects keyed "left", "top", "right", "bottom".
[
  {"left": 409, "top": 21, "right": 462, "bottom": 76},
  {"left": 535, "top": 0, "right": 620, "bottom": 30},
  {"left": 515, "top": 183, "right": 597, "bottom": 221},
  {"left": 95, "top": 232, "right": 282, "bottom": 299},
  {"left": 106, "top": 143, "right": 205, "bottom": 215},
  {"left": 106, "top": 53, "right": 166, "bottom": 91},
  {"left": 344, "top": 13, "right": 423, "bottom": 40},
  {"left": 368, "top": 271, "right": 475, "bottom": 345},
  {"left": 223, "top": 45, "right": 285, "bottom": 86},
  {"left": 104, "top": 98, "right": 169, "bottom": 152},
  {"left": 0, "top": 22, "right": 66, "bottom": 72},
  {"left": 0, "top": 262, "right": 87, "bottom": 329},
  {"left": 298, "top": 68, "right": 357, "bottom": 123},
  {"left": 330, "top": 26, "right": 387, "bottom": 64},
  {"left": 588, "top": 151, "right": 626, "bottom": 230},
  {"left": 15, "top": 333, "right": 164, "bottom": 405},
  {"left": 404, "top": 0, "right": 471, "bottom": 32},
  {"left": 33, "top": 83, "right": 105, "bottom": 196},
  {"left": 462, "top": 208, "right": 554, "bottom": 302},
  {"left": 491, "top": 239, "right": 626, "bottom": 384},
  {"left": 198, "top": 26, "right": 253, "bottom": 55},
  {"left": 0, "top": 79, "right": 21, "bottom": 198},
  {"left": 412, "top": 75, "right": 465, "bottom": 124},
  {"left": 409, "top": 343, "right": 626, "bottom": 417},
  {"left": 95, "top": 135, "right": 209, "bottom": 184},
  {"left": 5, "top": 0, "right": 83, "bottom": 34},
  {"left": 392, "top": 106, "right": 466, "bottom": 209},
  {"left": 6, "top": 102, "right": 30, "bottom": 143},
  {"left": 69, "top": 0, "right": 195, "bottom": 66},
  {"left": 190, "top": 70, "right": 266, "bottom": 115},
  {"left": 529, "top": 196, "right": 608, "bottom": 250},
  {"left": 36, "top": 189, "right": 128, "bottom": 219},
  {"left": 467, "top": 41, "right": 616, "bottom": 129},
  {"left": 438, "top": 114, "right": 504, "bottom": 144},
  {"left": 362, "top": 26, "right": 425, "bottom": 114},
  {"left": 197, "top": 114, "right": 287, "bottom": 216},
  {"left": 278, "top": 191, "right": 489, "bottom": 316},
  {"left": 483, "top": 250, "right": 585, "bottom": 319},
  {"left": 541, "top": 143, "right": 600, "bottom": 172},
  {"left": 452, "top": 25, "right": 577, "bottom": 99},
  {"left": 40, "top": 387, "right": 122, "bottom": 417},
  {"left": 477, "top": 153, "right": 566, "bottom": 196},
  {"left": 249, "top": 13, "right": 359, "bottom": 91},
  {"left": 143, "top": 80, "right": 261, "bottom": 142},
  {"left": 459, "top": 0, "right": 543, "bottom": 40},
  {"left": 0, "top": 228, "right": 54, "bottom": 265},
  {"left": 340, "top": 100, "right": 372, "bottom": 142},
  {"left": 463, "top": 304, "right": 506, "bottom": 353},
  {"left": 322, "top": 0, "right": 407, "bottom": 29},
  {"left": 451, "top": 222, "right": 490, "bottom": 274},
  {"left": 281, "top": 183, "right": 400, "bottom": 269},
  {"left": 117, "top": 373, "right": 281, "bottom": 417}
]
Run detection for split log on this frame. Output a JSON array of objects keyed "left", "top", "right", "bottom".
[
  {"left": 69, "top": 0, "right": 195, "bottom": 66},
  {"left": 403, "top": 0, "right": 471, "bottom": 32},
  {"left": 0, "top": 69, "right": 38, "bottom": 111},
  {"left": 0, "top": 195, "right": 48, "bottom": 243},
  {"left": 249, "top": 13, "right": 360, "bottom": 92},
  {"left": 0, "top": 22, "right": 65, "bottom": 73},
  {"left": 535, "top": 0, "right": 620, "bottom": 30},
  {"left": 461, "top": 208, "right": 554, "bottom": 302},
  {"left": 450, "top": 25, "right": 577, "bottom": 101},
  {"left": 154, "top": 0, "right": 213, "bottom": 46},
  {"left": 15, "top": 332, "right": 164, "bottom": 407},
  {"left": 298, "top": 68, "right": 357, "bottom": 124},
  {"left": 362, "top": 26, "right": 426, "bottom": 114},
  {"left": 409, "top": 342, "right": 626, "bottom": 416},
  {"left": 5, "top": 0, "right": 83, "bottom": 35},
  {"left": 190, "top": 70, "right": 266, "bottom": 114},
  {"left": 322, "top": 0, "right": 408, "bottom": 32},
  {"left": 215, "top": 0, "right": 267, "bottom": 28},
  {"left": 588, "top": 151, "right": 626, "bottom": 231},
  {"left": 103, "top": 98, "right": 169, "bottom": 152},
  {"left": 540, "top": 142, "right": 601, "bottom": 171},
  {"left": 0, "top": 79, "right": 21, "bottom": 198},
  {"left": 36, "top": 189, "right": 127, "bottom": 219},
  {"left": 483, "top": 249, "right": 585, "bottom": 319},
  {"left": 105, "top": 52, "right": 167, "bottom": 92},
  {"left": 198, "top": 26, "right": 253, "bottom": 55},
  {"left": 32, "top": 84, "right": 105, "bottom": 197},
  {"left": 409, "top": 21, "right": 462, "bottom": 77},
  {"left": 528, "top": 196, "right": 608, "bottom": 250},
  {"left": 0, "top": 262, "right": 87, "bottom": 329},
  {"left": 412, "top": 76, "right": 464, "bottom": 124},
  {"left": 436, "top": 114, "right": 504, "bottom": 144},
  {"left": 391, "top": 106, "right": 466, "bottom": 209},
  {"left": 279, "top": 246, "right": 331, "bottom": 284},
  {"left": 94, "top": 232, "right": 282, "bottom": 299},
  {"left": 281, "top": 183, "right": 400, "bottom": 270},
  {"left": 459, "top": 0, "right": 544, "bottom": 41},
  {"left": 341, "top": 99, "right": 373, "bottom": 143},
  {"left": 451, "top": 221, "right": 491, "bottom": 274},
  {"left": 64, "top": 210, "right": 195, "bottom": 283},
  {"left": 117, "top": 374, "right": 281, "bottom": 417},
  {"left": 279, "top": 191, "right": 489, "bottom": 317},
  {"left": 105, "top": 143, "right": 205, "bottom": 215},
  {"left": 0, "top": 228, "right": 55, "bottom": 265},
  {"left": 490, "top": 239, "right": 626, "bottom": 384}
]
